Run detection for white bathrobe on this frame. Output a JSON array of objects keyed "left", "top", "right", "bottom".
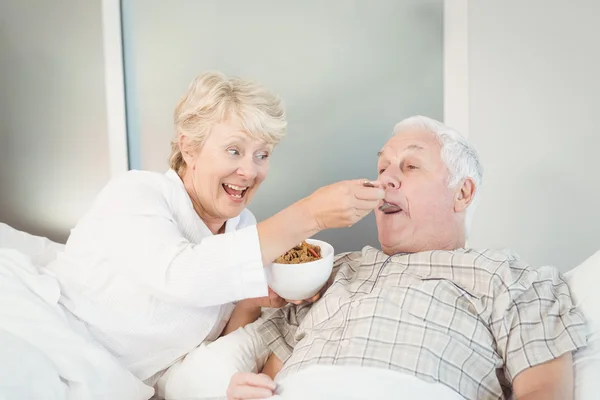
[{"left": 0, "top": 169, "right": 269, "bottom": 398}]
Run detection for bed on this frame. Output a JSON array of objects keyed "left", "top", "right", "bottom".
[{"left": 1, "top": 222, "right": 599, "bottom": 400}]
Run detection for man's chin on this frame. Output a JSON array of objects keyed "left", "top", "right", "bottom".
[
  {"left": 377, "top": 229, "right": 411, "bottom": 253},
  {"left": 377, "top": 235, "right": 398, "bottom": 252},
  {"left": 380, "top": 242, "right": 412, "bottom": 256}
]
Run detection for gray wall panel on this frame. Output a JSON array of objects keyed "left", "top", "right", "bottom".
[
  {"left": 0, "top": 1, "right": 110, "bottom": 243},
  {"left": 468, "top": 0, "right": 600, "bottom": 271},
  {"left": 122, "top": 0, "right": 443, "bottom": 252}
]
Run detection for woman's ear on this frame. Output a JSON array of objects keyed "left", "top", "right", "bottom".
[
  {"left": 179, "top": 134, "right": 196, "bottom": 166},
  {"left": 454, "top": 178, "right": 476, "bottom": 213}
]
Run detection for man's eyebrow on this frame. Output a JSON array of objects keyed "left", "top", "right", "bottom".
[
  {"left": 377, "top": 144, "right": 424, "bottom": 158},
  {"left": 404, "top": 144, "right": 425, "bottom": 151}
]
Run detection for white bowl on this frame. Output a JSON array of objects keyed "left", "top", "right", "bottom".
[{"left": 265, "top": 239, "right": 334, "bottom": 301}]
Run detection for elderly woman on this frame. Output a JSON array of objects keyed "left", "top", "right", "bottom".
[{"left": 43, "top": 71, "right": 384, "bottom": 391}]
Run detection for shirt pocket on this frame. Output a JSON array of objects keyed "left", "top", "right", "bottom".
[
  {"left": 406, "top": 276, "right": 482, "bottom": 321},
  {"left": 405, "top": 276, "right": 497, "bottom": 360},
  {"left": 419, "top": 276, "right": 482, "bottom": 300}
]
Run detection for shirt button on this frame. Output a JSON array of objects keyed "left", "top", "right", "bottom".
[
  {"left": 340, "top": 339, "right": 350, "bottom": 348},
  {"left": 467, "top": 303, "right": 477, "bottom": 314}
]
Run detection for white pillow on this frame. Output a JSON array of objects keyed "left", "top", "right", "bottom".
[
  {"left": 0, "top": 223, "right": 64, "bottom": 267},
  {"left": 156, "top": 316, "right": 271, "bottom": 399},
  {"left": 564, "top": 250, "right": 600, "bottom": 400}
]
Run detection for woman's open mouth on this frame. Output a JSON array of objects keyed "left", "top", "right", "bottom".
[{"left": 222, "top": 183, "right": 249, "bottom": 201}]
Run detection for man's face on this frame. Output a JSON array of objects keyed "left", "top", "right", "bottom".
[{"left": 375, "top": 129, "right": 459, "bottom": 254}]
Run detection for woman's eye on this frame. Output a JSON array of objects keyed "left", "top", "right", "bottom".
[
  {"left": 378, "top": 168, "right": 386, "bottom": 175},
  {"left": 255, "top": 152, "right": 270, "bottom": 160},
  {"left": 406, "top": 165, "right": 418, "bottom": 170},
  {"left": 227, "top": 148, "right": 240, "bottom": 156}
]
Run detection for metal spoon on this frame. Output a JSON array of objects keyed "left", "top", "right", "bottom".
[
  {"left": 362, "top": 180, "right": 376, "bottom": 188},
  {"left": 379, "top": 201, "right": 402, "bottom": 213},
  {"left": 362, "top": 181, "right": 402, "bottom": 213}
]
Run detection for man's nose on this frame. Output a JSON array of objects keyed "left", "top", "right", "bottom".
[{"left": 380, "top": 170, "right": 401, "bottom": 190}]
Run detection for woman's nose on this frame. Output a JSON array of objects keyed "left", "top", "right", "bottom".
[{"left": 237, "top": 157, "right": 258, "bottom": 179}]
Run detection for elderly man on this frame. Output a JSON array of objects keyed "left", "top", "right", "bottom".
[{"left": 223, "top": 116, "right": 588, "bottom": 400}]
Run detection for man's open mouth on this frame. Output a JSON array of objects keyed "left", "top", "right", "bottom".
[
  {"left": 379, "top": 201, "right": 403, "bottom": 214},
  {"left": 222, "top": 183, "right": 249, "bottom": 200}
]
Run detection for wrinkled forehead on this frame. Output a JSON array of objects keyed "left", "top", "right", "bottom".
[
  {"left": 210, "top": 122, "right": 274, "bottom": 150},
  {"left": 378, "top": 128, "right": 442, "bottom": 160}
]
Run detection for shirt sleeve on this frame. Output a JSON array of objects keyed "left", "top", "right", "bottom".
[
  {"left": 256, "top": 304, "right": 312, "bottom": 364},
  {"left": 69, "top": 173, "right": 268, "bottom": 307},
  {"left": 255, "top": 254, "right": 354, "bottom": 363},
  {"left": 490, "top": 263, "right": 589, "bottom": 382}
]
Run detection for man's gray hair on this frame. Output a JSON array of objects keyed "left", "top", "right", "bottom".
[{"left": 393, "top": 116, "right": 483, "bottom": 237}]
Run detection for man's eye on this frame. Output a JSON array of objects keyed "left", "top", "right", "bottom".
[
  {"left": 378, "top": 168, "right": 386, "bottom": 175},
  {"left": 227, "top": 149, "right": 240, "bottom": 156},
  {"left": 407, "top": 165, "right": 418, "bottom": 170}
]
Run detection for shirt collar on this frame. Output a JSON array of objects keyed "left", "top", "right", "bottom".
[
  {"left": 164, "top": 169, "right": 242, "bottom": 232},
  {"left": 165, "top": 168, "right": 183, "bottom": 185}
]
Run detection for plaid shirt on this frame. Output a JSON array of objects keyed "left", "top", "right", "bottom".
[{"left": 257, "top": 246, "right": 588, "bottom": 399}]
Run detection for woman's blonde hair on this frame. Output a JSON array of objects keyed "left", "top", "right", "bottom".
[{"left": 170, "top": 71, "right": 287, "bottom": 174}]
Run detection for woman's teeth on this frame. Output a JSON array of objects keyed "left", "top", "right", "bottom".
[{"left": 223, "top": 183, "right": 248, "bottom": 199}]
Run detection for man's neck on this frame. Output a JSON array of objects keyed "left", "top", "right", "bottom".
[{"left": 382, "top": 232, "right": 466, "bottom": 256}]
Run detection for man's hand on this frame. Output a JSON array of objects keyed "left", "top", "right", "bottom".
[
  {"left": 512, "top": 352, "right": 574, "bottom": 400},
  {"left": 226, "top": 372, "right": 276, "bottom": 400}
]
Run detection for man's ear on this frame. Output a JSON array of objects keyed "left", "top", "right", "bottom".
[
  {"left": 454, "top": 178, "right": 476, "bottom": 213},
  {"left": 179, "top": 134, "right": 197, "bottom": 166}
]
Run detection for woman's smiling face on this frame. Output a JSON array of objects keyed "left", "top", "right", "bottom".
[{"left": 181, "top": 121, "right": 272, "bottom": 231}]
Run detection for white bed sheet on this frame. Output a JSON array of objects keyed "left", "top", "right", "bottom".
[
  {"left": 0, "top": 225, "right": 154, "bottom": 399},
  {"left": 2, "top": 222, "right": 599, "bottom": 400},
  {"left": 267, "top": 365, "right": 464, "bottom": 400},
  {"left": 0, "top": 222, "right": 64, "bottom": 267}
]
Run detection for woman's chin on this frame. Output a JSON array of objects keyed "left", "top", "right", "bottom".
[{"left": 217, "top": 198, "right": 247, "bottom": 217}]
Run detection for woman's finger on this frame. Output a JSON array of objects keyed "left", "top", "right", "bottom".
[
  {"left": 249, "top": 373, "right": 276, "bottom": 388},
  {"left": 308, "top": 292, "right": 321, "bottom": 302},
  {"left": 229, "top": 386, "right": 273, "bottom": 399},
  {"left": 267, "top": 289, "right": 287, "bottom": 307},
  {"left": 271, "top": 297, "right": 288, "bottom": 308},
  {"left": 228, "top": 372, "right": 276, "bottom": 400},
  {"left": 354, "top": 186, "right": 385, "bottom": 201},
  {"left": 235, "top": 372, "right": 276, "bottom": 389},
  {"left": 288, "top": 289, "right": 322, "bottom": 305},
  {"left": 354, "top": 198, "right": 383, "bottom": 211},
  {"left": 360, "top": 179, "right": 383, "bottom": 188}
]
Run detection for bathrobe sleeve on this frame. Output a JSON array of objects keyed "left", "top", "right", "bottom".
[{"left": 66, "top": 171, "right": 268, "bottom": 307}]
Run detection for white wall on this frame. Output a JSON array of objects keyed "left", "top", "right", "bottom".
[
  {"left": 4, "top": 1, "right": 596, "bottom": 269},
  {"left": 121, "top": 0, "right": 444, "bottom": 253},
  {"left": 464, "top": 1, "right": 600, "bottom": 271},
  {"left": 0, "top": 1, "right": 111, "bottom": 243}
]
